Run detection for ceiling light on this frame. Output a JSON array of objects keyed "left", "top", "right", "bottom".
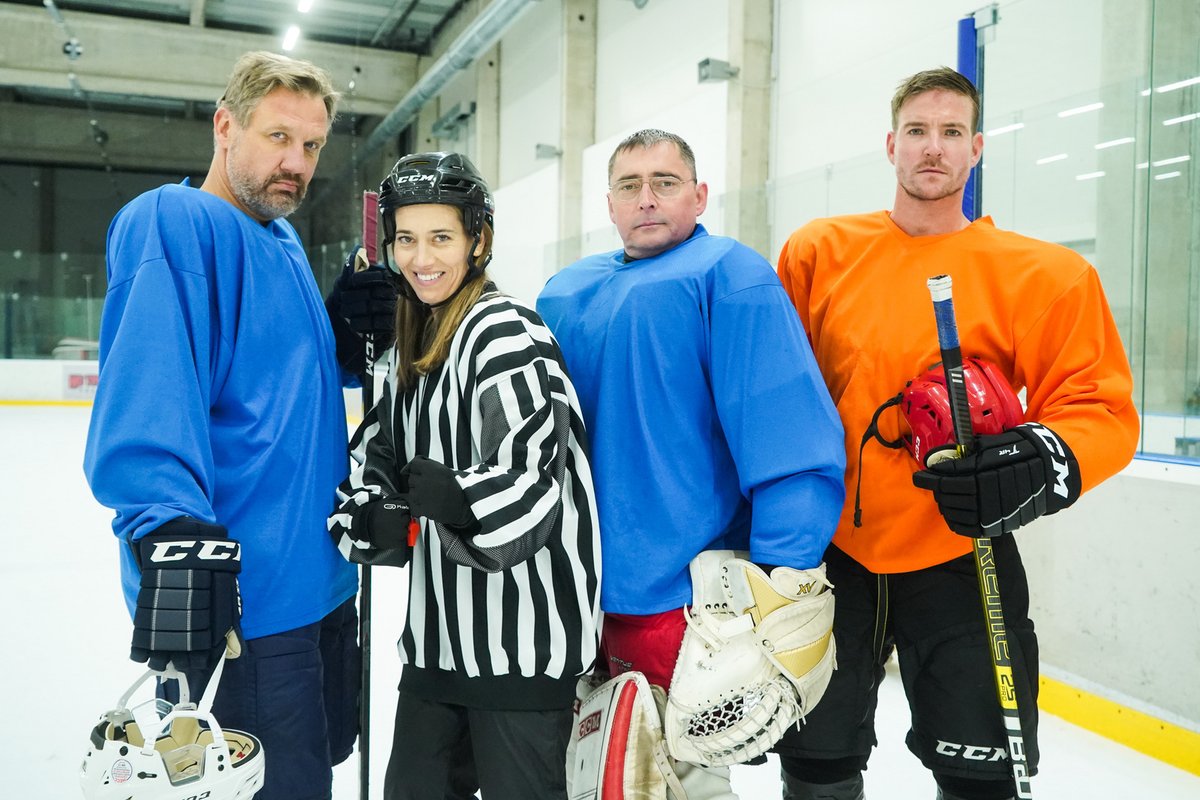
[
  {"left": 282, "top": 25, "right": 301, "bottom": 50},
  {"left": 1035, "top": 153, "right": 1068, "bottom": 165},
  {"left": 1154, "top": 171, "right": 1182, "bottom": 180},
  {"left": 1058, "top": 102, "right": 1104, "bottom": 118},
  {"left": 986, "top": 122, "right": 1024, "bottom": 136},
  {"left": 1075, "top": 171, "right": 1105, "bottom": 181},
  {"left": 298, "top": 0, "right": 315, "bottom": 11},
  {"left": 1152, "top": 155, "right": 1190, "bottom": 167},
  {"left": 1163, "top": 112, "right": 1199, "bottom": 126},
  {"left": 1094, "top": 137, "right": 1134, "bottom": 150},
  {"left": 1156, "top": 76, "right": 1200, "bottom": 93}
]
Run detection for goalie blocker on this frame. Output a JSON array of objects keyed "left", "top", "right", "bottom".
[{"left": 568, "top": 551, "right": 835, "bottom": 798}]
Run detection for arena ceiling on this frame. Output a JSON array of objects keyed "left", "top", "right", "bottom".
[
  {"left": 0, "top": 0, "right": 464, "bottom": 127},
  {"left": 0, "top": 0, "right": 479, "bottom": 179}
]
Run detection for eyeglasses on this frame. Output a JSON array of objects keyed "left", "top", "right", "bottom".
[{"left": 608, "top": 176, "right": 696, "bottom": 203}]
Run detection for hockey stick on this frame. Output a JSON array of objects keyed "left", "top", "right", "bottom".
[
  {"left": 926, "top": 274, "right": 1033, "bottom": 799},
  {"left": 357, "top": 189, "right": 380, "bottom": 800}
]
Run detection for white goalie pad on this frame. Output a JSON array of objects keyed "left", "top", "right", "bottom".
[
  {"left": 663, "top": 550, "right": 836, "bottom": 768},
  {"left": 567, "top": 672, "right": 687, "bottom": 800}
]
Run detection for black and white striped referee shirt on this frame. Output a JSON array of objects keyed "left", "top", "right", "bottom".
[{"left": 329, "top": 291, "right": 601, "bottom": 709}]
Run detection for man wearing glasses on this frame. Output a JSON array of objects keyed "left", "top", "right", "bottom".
[{"left": 538, "top": 129, "right": 846, "bottom": 797}]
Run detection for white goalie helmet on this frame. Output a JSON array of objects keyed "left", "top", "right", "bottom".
[{"left": 79, "top": 655, "right": 265, "bottom": 800}]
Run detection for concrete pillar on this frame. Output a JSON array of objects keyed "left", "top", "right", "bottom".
[
  {"left": 557, "top": 0, "right": 597, "bottom": 268},
  {"left": 473, "top": 45, "right": 502, "bottom": 186},
  {"left": 725, "top": 0, "right": 774, "bottom": 259}
]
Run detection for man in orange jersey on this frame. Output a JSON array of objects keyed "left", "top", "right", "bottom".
[{"left": 772, "top": 67, "right": 1138, "bottom": 800}]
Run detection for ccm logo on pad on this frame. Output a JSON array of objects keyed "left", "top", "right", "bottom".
[
  {"left": 148, "top": 540, "right": 241, "bottom": 563},
  {"left": 577, "top": 711, "right": 602, "bottom": 739}
]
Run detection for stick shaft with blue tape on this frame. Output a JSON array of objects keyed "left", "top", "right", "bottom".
[
  {"left": 925, "top": 273, "right": 1034, "bottom": 799},
  {"left": 927, "top": 274, "right": 976, "bottom": 455}
]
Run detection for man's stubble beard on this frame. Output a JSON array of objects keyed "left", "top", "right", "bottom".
[
  {"left": 227, "top": 141, "right": 307, "bottom": 221},
  {"left": 898, "top": 165, "right": 968, "bottom": 204}
]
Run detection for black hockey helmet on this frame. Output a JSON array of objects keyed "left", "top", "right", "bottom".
[{"left": 378, "top": 152, "right": 495, "bottom": 279}]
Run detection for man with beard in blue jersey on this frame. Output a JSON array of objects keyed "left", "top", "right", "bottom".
[{"left": 85, "top": 51, "right": 359, "bottom": 800}]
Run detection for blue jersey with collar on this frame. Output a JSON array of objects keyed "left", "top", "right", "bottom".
[
  {"left": 537, "top": 225, "right": 845, "bottom": 614},
  {"left": 84, "top": 181, "right": 357, "bottom": 639}
]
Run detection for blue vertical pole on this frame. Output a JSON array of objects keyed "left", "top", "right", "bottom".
[{"left": 957, "top": 15, "right": 983, "bottom": 220}]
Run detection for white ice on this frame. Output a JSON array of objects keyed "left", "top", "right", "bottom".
[{"left": 3, "top": 405, "right": 1197, "bottom": 799}]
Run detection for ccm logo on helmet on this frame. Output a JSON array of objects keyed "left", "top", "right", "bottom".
[
  {"left": 148, "top": 539, "right": 241, "bottom": 564},
  {"left": 394, "top": 174, "right": 436, "bottom": 185}
]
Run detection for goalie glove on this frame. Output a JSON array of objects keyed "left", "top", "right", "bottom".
[
  {"left": 912, "top": 422, "right": 1081, "bottom": 538},
  {"left": 131, "top": 517, "right": 243, "bottom": 672},
  {"left": 663, "top": 550, "right": 836, "bottom": 768}
]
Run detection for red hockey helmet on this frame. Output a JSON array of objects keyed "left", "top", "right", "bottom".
[{"left": 899, "top": 357, "right": 1024, "bottom": 466}]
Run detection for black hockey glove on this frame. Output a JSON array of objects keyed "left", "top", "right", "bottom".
[
  {"left": 131, "top": 517, "right": 243, "bottom": 672},
  {"left": 324, "top": 246, "right": 398, "bottom": 372},
  {"left": 399, "top": 456, "right": 475, "bottom": 528},
  {"left": 912, "top": 422, "right": 1081, "bottom": 538}
]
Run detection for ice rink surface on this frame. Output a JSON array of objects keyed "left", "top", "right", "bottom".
[{"left": 3, "top": 404, "right": 1198, "bottom": 799}]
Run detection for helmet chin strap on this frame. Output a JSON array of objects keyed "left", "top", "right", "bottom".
[{"left": 853, "top": 393, "right": 905, "bottom": 529}]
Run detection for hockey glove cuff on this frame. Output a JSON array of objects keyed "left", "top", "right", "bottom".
[
  {"left": 360, "top": 498, "right": 415, "bottom": 552},
  {"left": 131, "top": 517, "right": 243, "bottom": 672},
  {"left": 330, "top": 247, "right": 398, "bottom": 336},
  {"left": 911, "top": 422, "right": 1081, "bottom": 538},
  {"left": 324, "top": 246, "right": 398, "bottom": 372}
]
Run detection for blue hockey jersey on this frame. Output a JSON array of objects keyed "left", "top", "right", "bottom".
[
  {"left": 537, "top": 225, "right": 845, "bottom": 614},
  {"left": 84, "top": 181, "right": 357, "bottom": 639}
]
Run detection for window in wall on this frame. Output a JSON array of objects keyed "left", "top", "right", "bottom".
[{"left": 979, "top": 0, "right": 1198, "bottom": 461}]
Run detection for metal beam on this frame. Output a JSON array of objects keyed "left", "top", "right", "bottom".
[
  {"left": 311, "top": 0, "right": 539, "bottom": 207},
  {"left": 372, "top": 0, "right": 422, "bottom": 47},
  {"left": 0, "top": 98, "right": 362, "bottom": 177},
  {"left": 0, "top": 100, "right": 213, "bottom": 173},
  {"left": 357, "top": 0, "right": 537, "bottom": 156},
  {"left": 0, "top": 3, "right": 416, "bottom": 116}
]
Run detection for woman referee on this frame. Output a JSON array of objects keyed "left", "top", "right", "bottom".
[{"left": 328, "top": 152, "right": 601, "bottom": 800}]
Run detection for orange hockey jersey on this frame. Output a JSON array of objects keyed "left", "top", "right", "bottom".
[{"left": 778, "top": 211, "right": 1139, "bottom": 574}]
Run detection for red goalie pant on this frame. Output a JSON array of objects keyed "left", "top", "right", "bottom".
[{"left": 600, "top": 608, "right": 688, "bottom": 687}]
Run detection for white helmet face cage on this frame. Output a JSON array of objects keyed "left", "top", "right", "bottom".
[{"left": 80, "top": 656, "right": 264, "bottom": 800}]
